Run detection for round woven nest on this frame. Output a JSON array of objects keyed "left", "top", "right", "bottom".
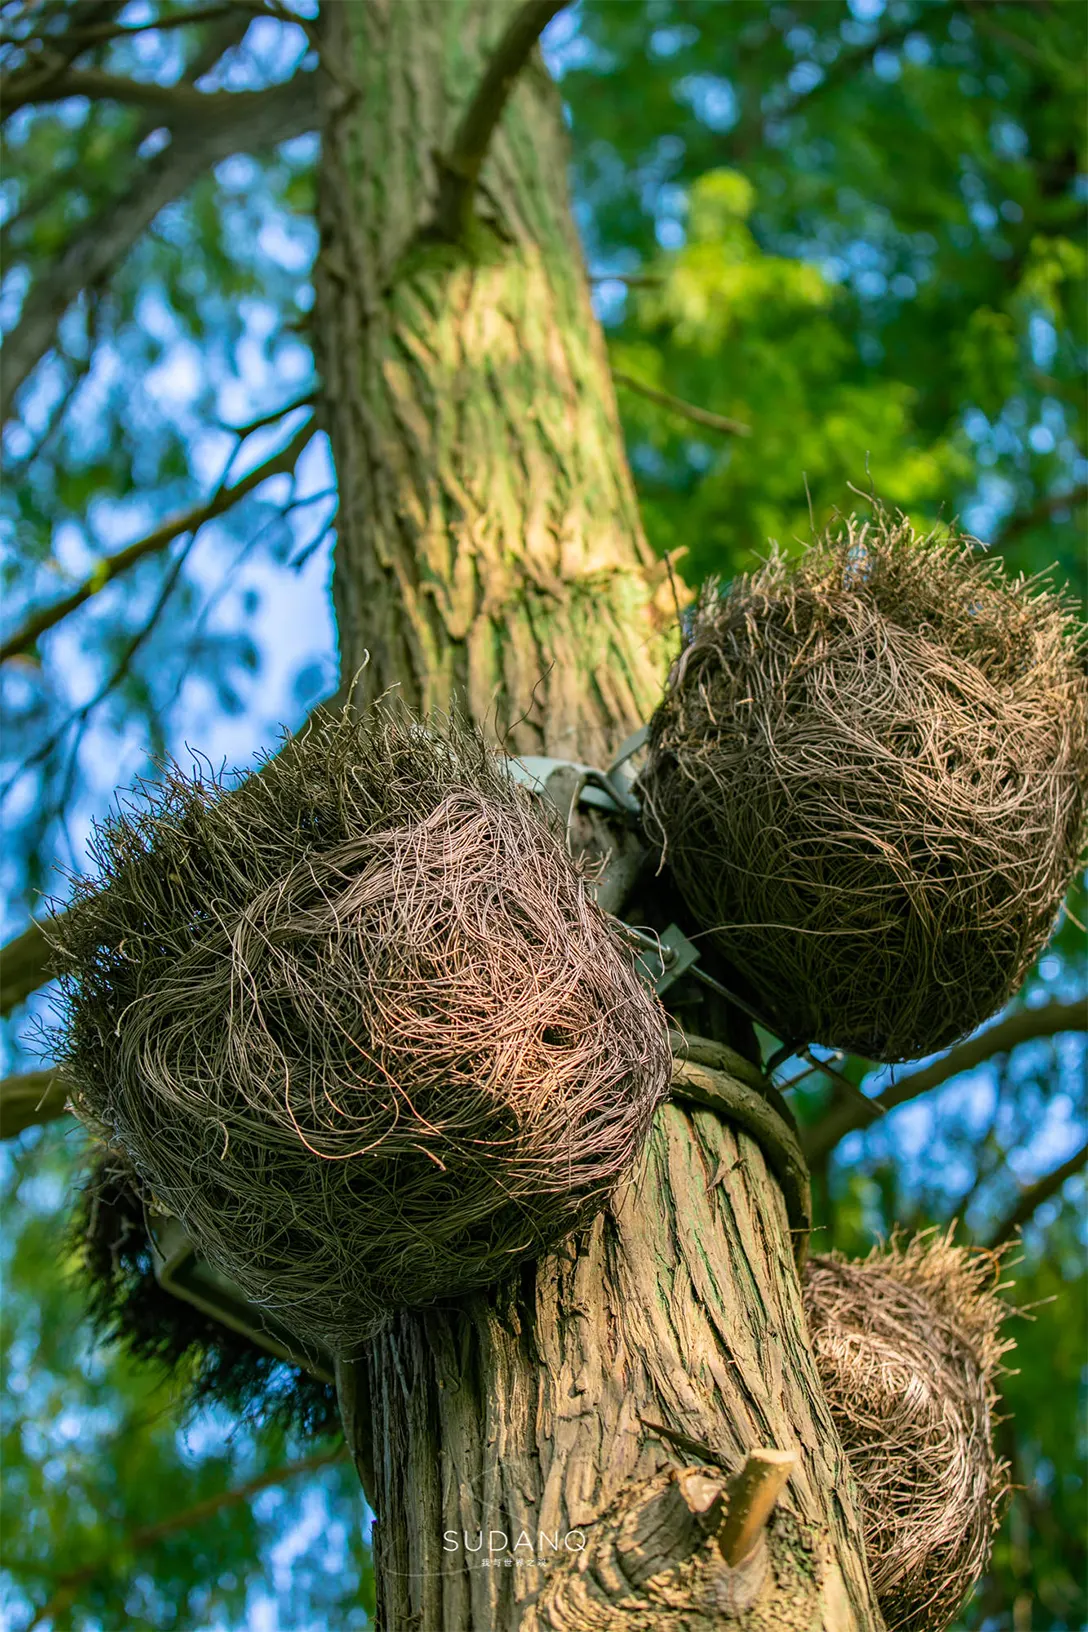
[
  {"left": 639, "top": 513, "right": 1088, "bottom": 1061},
  {"left": 49, "top": 707, "right": 671, "bottom": 1357},
  {"left": 804, "top": 1231, "right": 1012, "bottom": 1632}
]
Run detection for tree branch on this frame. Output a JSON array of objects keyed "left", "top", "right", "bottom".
[
  {"left": 25, "top": 1446, "right": 347, "bottom": 1632},
  {"left": 0, "top": 918, "right": 53, "bottom": 1019},
  {"left": 1, "top": 71, "right": 318, "bottom": 422},
  {"left": 0, "top": 10, "right": 253, "bottom": 272},
  {"left": 432, "top": 0, "right": 566, "bottom": 240},
  {"left": 730, "top": 19, "right": 915, "bottom": 162},
  {"left": 177, "top": 7, "right": 257, "bottom": 89},
  {"left": 15, "top": 5, "right": 239, "bottom": 52},
  {"left": 588, "top": 272, "right": 665, "bottom": 287},
  {"left": 804, "top": 999, "right": 1087, "bottom": 1163},
  {"left": 0, "top": 1, "right": 123, "bottom": 118},
  {"left": 717, "top": 1448, "right": 797, "bottom": 1567},
  {"left": 613, "top": 370, "right": 751, "bottom": 437},
  {"left": 0, "top": 1069, "right": 68, "bottom": 1140},
  {"left": 0, "top": 662, "right": 354, "bottom": 1024},
  {"left": 7, "top": 515, "right": 199, "bottom": 798},
  {"left": 991, "top": 483, "right": 1087, "bottom": 547},
  {"left": 987, "top": 1140, "right": 1088, "bottom": 1248},
  {"left": 2, "top": 412, "right": 314, "bottom": 663},
  {"left": 962, "top": 0, "right": 1056, "bottom": 73},
  {"left": 3, "top": 67, "right": 273, "bottom": 115},
  {"left": 0, "top": 5, "right": 249, "bottom": 113}
]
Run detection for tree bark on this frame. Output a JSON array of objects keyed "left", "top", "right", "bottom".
[
  {"left": 314, "top": 0, "right": 672, "bottom": 768},
  {"left": 360, "top": 1088, "right": 877, "bottom": 1630},
  {"left": 0, "top": 1070, "right": 69, "bottom": 1141},
  {"left": 312, "top": 3, "right": 883, "bottom": 1626}
]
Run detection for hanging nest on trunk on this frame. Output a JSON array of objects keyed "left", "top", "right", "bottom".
[
  {"left": 639, "top": 513, "right": 1088, "bottom": 1061},
  {"left": 49, "top": 707, "right": 671, "bottom": 1358},
  {"left": 804, "top": 1230, "right": 1013, "bottom": 1632}
]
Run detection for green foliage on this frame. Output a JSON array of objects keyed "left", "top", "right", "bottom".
[
  {"left": 1, "top": 1125, "right": 372, "bottom": 1632},
  {"left": 1, "top": 1, "right": 1084, "bottom": 1627},
  {"left": 983, "top": 1201, "right": 1088, "bottom": 1632},
  {"left": 609, "top": 163, "right": 973, "bottom": 583},
  {"left": 568, "top": 0, "right": 1086, "bottom": 590}
]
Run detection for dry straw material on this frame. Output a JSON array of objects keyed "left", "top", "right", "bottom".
[
  {"left": 50, "top": 707, "right": 671, "bottom": 1357},
  {"left": 804, "top": 1231, "right": 1012, "bottom": 1632},
  {"left": 640, "top": 514, "right": 1088, "bottom": 1061}
]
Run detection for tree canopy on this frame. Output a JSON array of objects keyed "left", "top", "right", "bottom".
[{"left": 1, "top": 3, "right": 1084, "bottom": 1628}]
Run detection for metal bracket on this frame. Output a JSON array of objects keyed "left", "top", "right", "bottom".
[
  {"left": 627, "top": 922, "right": 702, "bottom": 996},
  {"left": 505, "top": 754, "right": 642, "bottom": 820},
  {"left": 606, "top": 722, "right": 650, "bottom": 781},
  {"left": 149, "top": 1213, "right": 335, "bottom": 1382}
]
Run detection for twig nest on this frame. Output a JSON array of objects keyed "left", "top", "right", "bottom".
[
  {"left": 639, "top": 513, "right": 1088, "bottom": 1060},
  {"left": 49, "top": 708, "right": 671, "bottom": 1357},
  {"left": 804, "top": 1231, "right": 1012, "bottom": 1632}
]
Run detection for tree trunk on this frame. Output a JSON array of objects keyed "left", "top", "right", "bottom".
[
  {"left": 312, "top": 3, "right": 883, "bottom": 1627},
  {"left": 314, "top": 0, "right": 672, "bottom": 767}
]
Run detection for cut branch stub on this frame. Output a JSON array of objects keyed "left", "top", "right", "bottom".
[
  {"left": 718, "top": 1448, "right": 799, "bottom": 1567},
  {"left": 523, "top": 1454, "right": 840, "bottom": 1630}
]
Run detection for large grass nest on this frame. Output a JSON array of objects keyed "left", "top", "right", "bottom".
[
  {"left": 804, "top": 1230, "right": 1013, "bottom": 1632},
  {"left": 49, "top": 707, "right": 671, "bottom": 1357},
  {"left": 71, "top": 1147, "right": 338, "bottom": 1436},
  {"left": 639, "top": 513, "right": 1088, "bottom": 1061}
]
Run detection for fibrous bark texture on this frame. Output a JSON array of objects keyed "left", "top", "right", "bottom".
[
  {"left": 314, "top": 0, "right": 672, "bottom": 766},
  {"left": 361, "top": 1095, "right": 878, "bottom": 1630},
  {"left": 313, "top": 3, "right": 884, "bottom": 1627}
]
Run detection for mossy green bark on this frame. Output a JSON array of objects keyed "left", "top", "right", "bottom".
[
  {"left": 313, "top": 4, "right": 884, "bottom": 1627},
  {"left": 315, "top": 0, "right": 672, "bottom": 766}
]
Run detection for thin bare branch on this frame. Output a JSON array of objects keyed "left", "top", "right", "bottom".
[
  {"left": 432, "top": 0, "right": 566, "bottom": 240},
  {"left": 987, "top": 1140, "right": 1088, "bottom": 1247},
  {"left": 33, "top": 4, "right": 238, "bottom": 50},
  {"left": 2, "top": 311, "right": 97, "bottom": 479},
  {"left": 804, "top": 999, "right": 1086, "bottom": 1163},
  {"left": 991, "top": 483, "right": 1087, "bottom": 547},
  {"left": 26, "top": 1446, "right": 347, "bottom": 1632},
  {"left": 177, "top": 7, "right": 256, "bottom": 88},
  {"left": 1, "top": 72, "right": 318, "bottom": 422},
  {"left": 2, "top": 413, "right": 314, "bottom": 663},
  {"left": 12, "top": 527, "right": 198, "bottom": 790},
  {"left": 730, "top": 19, "right": 915, "bottom": 162},
  {"left": 3, "top": 67, "right": 274, "bottom": 114},
  {"left": 613, "top": 369, "right": 751, "bottom": 437},
  {"left": 962, "top": 0, "right": 1057, "bottom": 73},
  {"left": 0, "top": 1069, "right": 68, "bottom": 1139},
  {"left": 588, "top": 272, "right": 665, "bottom": 287},
  {"left": 0, "top": 1, "right": 122, "bottom": 117},
  {"left": 0, "top": 11, "right": 252, "bottom": 270},
  {"left": 0, "top": 660, "right": 353, "bottom": 1022}
]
